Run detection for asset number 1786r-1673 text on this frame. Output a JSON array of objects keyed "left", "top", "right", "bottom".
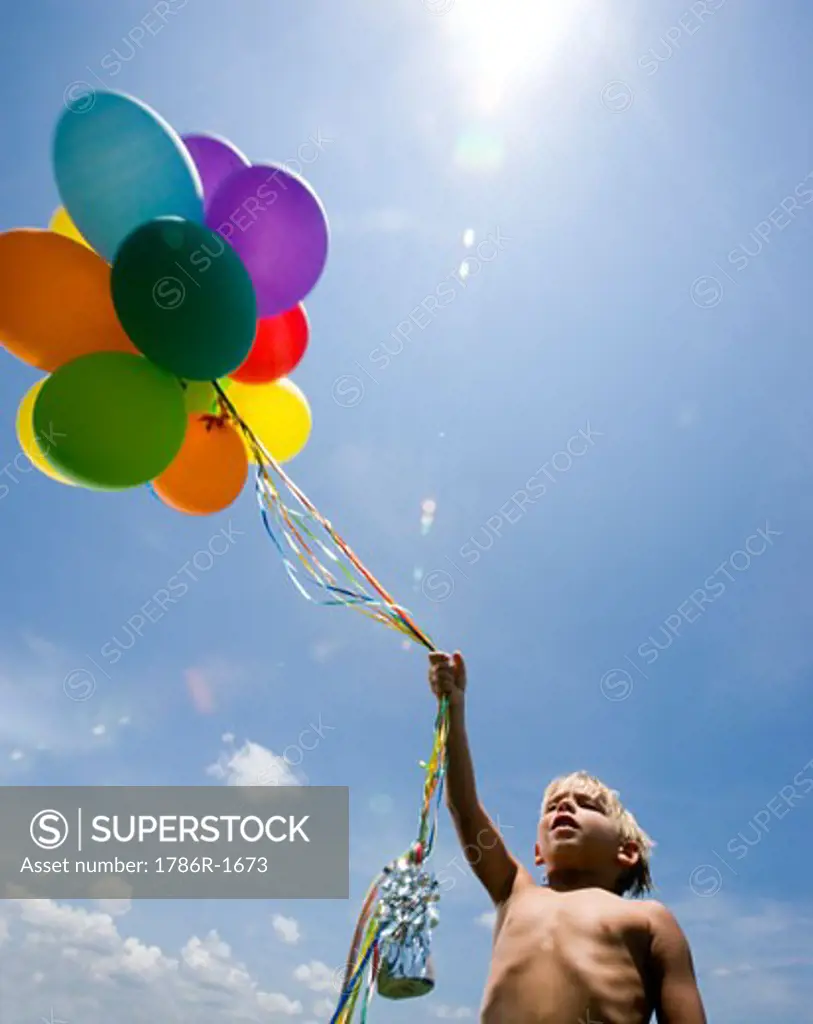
[{"left": 156, "top": 856, "right": 269, "bottom": 873}]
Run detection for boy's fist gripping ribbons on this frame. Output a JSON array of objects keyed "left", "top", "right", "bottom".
[{"left": 428, "top": 651, "right": 466, "bottom": 706}]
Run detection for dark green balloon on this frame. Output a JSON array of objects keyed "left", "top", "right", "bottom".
[
  {"left": 32, "top": 352, "right": 187, "bottom": 489},
  {"left": 111, "top": 216, "right": 257, "bottom": 380}
]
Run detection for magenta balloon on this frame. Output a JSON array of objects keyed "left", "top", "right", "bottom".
[
  {"left": 205, "top": 164, "right": 329, "bottom": 318},
  {"left": 182, "top": 134, "right": 250, "bottom": 212}
]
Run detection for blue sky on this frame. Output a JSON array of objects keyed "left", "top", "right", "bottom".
[{"left": 1, "top": 0, "right": 813, "bottom": 1020}]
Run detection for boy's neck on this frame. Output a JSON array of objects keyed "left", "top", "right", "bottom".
[{"left": 543, "top": 868, "right": 620, "bottom": 894}]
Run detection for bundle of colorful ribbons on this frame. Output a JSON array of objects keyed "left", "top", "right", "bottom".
[{"left": 215, "top": 384, "right": 451, "bottom": 1021}]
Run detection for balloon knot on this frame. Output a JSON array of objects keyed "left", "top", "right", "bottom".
[{"left": 200, "top": 413, "right": 227, "bottom": 431}]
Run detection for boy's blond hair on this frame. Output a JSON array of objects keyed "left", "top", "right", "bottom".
[{"left": 541, "top": 771, "right": 654, "bottom": 898}]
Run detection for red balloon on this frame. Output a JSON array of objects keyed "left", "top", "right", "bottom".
[{"left": 230, "top": 305, "right": 309, "bottom": 384}]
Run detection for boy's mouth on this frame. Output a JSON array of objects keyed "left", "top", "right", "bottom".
[{"left": 551, "top": 813, "right": 579, "bottom": 832}]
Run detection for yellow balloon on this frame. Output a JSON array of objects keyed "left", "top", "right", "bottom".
[
  {"left": 15, "top": 378, "right": 76, "bottom": 485},
  {"left": 228, "top": 378, "right": 312, "bottom": 463},
  {"left": 49, "top": 206, "right": 92, "bottom": 250}
]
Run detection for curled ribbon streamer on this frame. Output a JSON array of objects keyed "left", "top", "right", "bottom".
[{"left": 331, "top": 714, "right": 448, "bottom": 1024}]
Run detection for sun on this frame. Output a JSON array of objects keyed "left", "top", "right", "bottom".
[{"left": 441, "top": 0, "right": 594, "bottom": 113}]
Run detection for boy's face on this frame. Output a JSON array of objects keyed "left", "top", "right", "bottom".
[{"left": 534, "top": 786, "right": 637, "bottom": 878}]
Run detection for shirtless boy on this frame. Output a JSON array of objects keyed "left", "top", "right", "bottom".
[{"left": 428, "top": 651, "right": 707, "bottom": 1024}]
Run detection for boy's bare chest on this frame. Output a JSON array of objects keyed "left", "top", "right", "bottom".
[
  {"left": 483, "top": 889, "right": 653, "bottom": 1024},
  {"left": 498, "top": 887, "right": 648, "bottom": 948}
]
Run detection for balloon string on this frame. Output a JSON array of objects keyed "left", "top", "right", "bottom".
[
  {"left": 255, "top": 444, "right": 430, "bottom": 646},
  {"left": 209, "top": 382, "right": 448, "bottom": 1023},
  {"left": 213, "top": 380, "right": 435, "bottom": 652},
  {"left": 258, "top": 483, "right": 428, "bottom": 644}
]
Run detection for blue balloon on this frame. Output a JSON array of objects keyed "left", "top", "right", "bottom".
[{"left": 53, "top": 91, "right": 204, "bottom": 263}]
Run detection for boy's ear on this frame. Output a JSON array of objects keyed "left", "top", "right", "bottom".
[
  {"left": 617, "top": 840, "right": 639, "bottom": 869},
  {"left": 534, "top": 840, "right": 544, "bottom": 866}
]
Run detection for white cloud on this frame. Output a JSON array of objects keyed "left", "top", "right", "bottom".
[
  {"left": 0, "top": 668, "right": 104, "bottom": 760},
  {"left": 432, "top": 1006, "right": 474, "bottom": 1019},
  {"left": 21, "top": 631, "right": 62, "bottom": 662},
  {"left": 311, "top": 997, "right": 336, "bottom": 1017},
  {"left": 0, "top": 900, "right": 303, "bottom": 1022},
  {"left": 0, "top": 645, "right": 134, "bottom": 770},
  {"left": 257, "top": 992, "right": 303, "bottom": 1015},
  {"left": 93, "top": 899, "right": 132, "bottom": 917},
  {"left": 476, "top": 910, "right": 497, "bottom": 929},
  {"left": 293, "top": 960, "right": 341, "bottom": 994},
  {"left": 206, "top": 739, "right": 301, "bottom": 787},
  {"left": 272, "top": 914, "right": 301, "bottom": 945}
]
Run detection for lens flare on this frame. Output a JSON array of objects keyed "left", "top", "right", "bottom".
[{"left": 420, "top": 498, "right": 437, "bottom": 535}]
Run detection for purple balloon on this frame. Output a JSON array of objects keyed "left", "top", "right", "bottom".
[
  {"left": 205, "top": 163, "right": 329, "bottom": 318},
  {"left": 182, "top": 134, "right": 250, "bottom": 212}
]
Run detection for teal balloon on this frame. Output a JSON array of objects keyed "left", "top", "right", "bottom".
[
  {"left": 32, "top": 352, "right": 187, "bottom": 490},
  {"left": 53, "top": 90, "right": 204, "bottom": 263},
  {"left": 111, "top": 217, "right": 258, "bottom": 380}
]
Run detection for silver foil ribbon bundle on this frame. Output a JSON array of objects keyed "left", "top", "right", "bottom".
[{"left": 376, "top": 854, "right": 440, "bottom": 1000}]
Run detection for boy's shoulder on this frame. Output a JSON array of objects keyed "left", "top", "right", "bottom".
[
  {"left": 598, "top": 894, "right": 676, "bottom": 939},
  {"left": 635, "top": 898, "right": 690, "bottom": 945},
  {"left": 636, "top": 898, "right": 679, "bottom": 920}
]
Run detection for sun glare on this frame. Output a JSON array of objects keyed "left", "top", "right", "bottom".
[{"left": 443, "top": 0, "right": 591, "bottom": 114}]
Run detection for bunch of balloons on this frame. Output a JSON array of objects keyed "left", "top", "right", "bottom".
[{"left": 0, "top": 90, "right": 328, "bottom": 515}]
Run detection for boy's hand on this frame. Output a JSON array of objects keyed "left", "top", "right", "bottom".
[{"left": 428, "top": 651, "right": 467, "bottom": 706}]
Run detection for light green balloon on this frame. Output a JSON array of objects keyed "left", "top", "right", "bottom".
[
  {"left": 182, "top": 378, "right": 234, "bottom": 414},
  {"left": 33, "top": 352, "right": 187, "bottom": 490},
  {"left": 183, "top": 380, "right": 216, "bottom": 414}
]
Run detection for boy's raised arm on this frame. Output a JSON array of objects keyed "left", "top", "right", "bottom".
[{"left": 429, "top": 652, "right": 525, "bottom": 905}]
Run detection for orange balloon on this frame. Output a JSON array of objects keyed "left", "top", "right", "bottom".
[
  {"left": 0, "top": 229, "right": 137, "bottom": 371},
  {"left": 152, "top": 415, "right": 249, "bottom": 515}
]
